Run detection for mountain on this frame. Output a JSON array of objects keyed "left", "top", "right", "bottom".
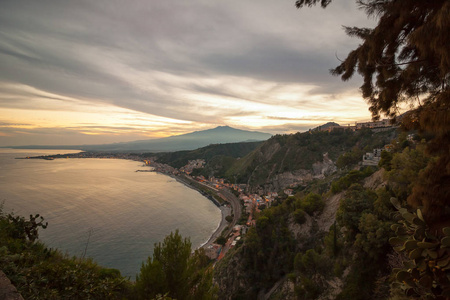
[{"left": 7, "top": 126, "right": 272, "bottom": 152}]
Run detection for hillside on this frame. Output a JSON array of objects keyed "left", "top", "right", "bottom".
[
  {"left": 2, "top": 127, "right": 449, "bottom": 299},
  {"left": 224, "top": 128, "right": 395, "bottom": 192},
  {"left": 149, "top": 141, "right": 263, "bottom": 169},
  {"left": 213, "top": 133, "right": 449, "bottom": 299},
  {"left": 150, "top": 127, "right": 397, "bottom": 193}
]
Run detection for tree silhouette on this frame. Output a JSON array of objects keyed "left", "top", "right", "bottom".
[
  {"left": 295, "top": 0, "right": 449, "bottom": 227},
  {"left": 135, "top": 230, "right": 217, "bottom": 300}
]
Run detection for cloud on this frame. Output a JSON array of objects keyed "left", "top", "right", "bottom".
[{"left": 0, "top": 0, "right": 375, "bottom": 145}]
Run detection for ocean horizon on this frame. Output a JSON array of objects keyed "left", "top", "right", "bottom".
[{"left": 0, "top": 148, "right": 221, "bottom": 278}]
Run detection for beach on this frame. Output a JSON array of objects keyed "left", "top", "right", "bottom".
[
  {"left": 200, "top": 205, "right": 231, "bottom": 249},
  {"left": 167, "top": 173, "right": 234, "bottom": 249}
]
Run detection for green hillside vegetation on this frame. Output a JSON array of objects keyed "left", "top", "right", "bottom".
[
  {"left": 224, "top": 128, "right": 395, "bottom": 186},
  {"left": 0, "top": 208, "right": 216, "bottom": 300},
  {"left": 0, "top": 209, "right": 132, "bottom": 299},
  {"left": 144, "top": 129, "right": 395, "bottom": 187},
  {"left": 215, "top": 135, "right": 450, "bottom": 299},
  {"left": 143, "top": 141, "right": 263, "bottom": 170},
  {"left": 2, "top": 130, "right": 449, "bottom": 299},
  {"left": 135, "top": 230, "right": 217, "bottom": 300}
]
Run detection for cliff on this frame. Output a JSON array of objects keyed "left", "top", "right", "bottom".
[
  {"left": 214, "top": 168, "right": 390, "bottom": 299},
  {"left": 224, "top": 128, "right": 395, "bottom": 192}
]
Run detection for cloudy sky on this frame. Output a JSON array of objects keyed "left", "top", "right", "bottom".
[{"left": 0, "top": 0, "right": 377, "bottom": 146}]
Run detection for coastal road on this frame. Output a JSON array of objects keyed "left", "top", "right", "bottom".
[
  {"left": 173, "top": 174, "right": 242, "bottom": 242},
  {"left": 202, "top": 205, "right": 231, "bottom": 249},
  {"left": 218, "top": 188, "right": 241, "bottom": 237}
]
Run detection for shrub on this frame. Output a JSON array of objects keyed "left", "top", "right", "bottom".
[
  {"left": 293, "top": 209, "right": 306, "bottom": 225},
  {"left": 299, "top": 193, "right": 325, "bottom": 215}
]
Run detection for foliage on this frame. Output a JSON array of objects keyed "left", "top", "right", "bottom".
[
  {"left": 296, "top": 0, "right": 450, "bottom": 229},
  {"left": 407, "top": 156, "right": 450, "bottom": 227},
  {"left": 336, "top": 146, "right": 364, "bottom": 169},
  {"left": 378, "top": 150, "right": 393, "bottom": 171},
  {"left": 354, "top": 212, "right": 393, "bottom": 259},
  {"left": 152, "top": 141, "right": 262, "bottom": 169},
  {"left": 385, "top": 146, "right": 431, "bottom": 201},
  {"left": 4, "top": 213, "right": 47, "bottom": 242},
  {"left": 323, "top": 222, "right": 342, "bottom": 257},
  {"left": 296, "top": 0, "right": 449, "bottom": 122},
  {"left": 225, "top": 128, "right": 394, "bottom": 187},
  {"left": 293, "top": 209, "right": 306, "bottom": 225},
  {"left": 230, "top": 202, "right": 296, "bottom": 295},
  {"left": 215, "top": 236, "right": 227, "bottom": 246},
  {"left": 294, "top": 249, "right": 329, "bottom": 275},
  {"left": 294, "top": 276, "right": 322, "bottom": 300},
  {"left": 293, "top": 249, "right": 332, "bottom": 299},
  {"left": 295, "top": 193, "right": 325, "bottom": 215},
  {"left": 135, "top": 230, "right": 217, "bottom": 300},
  {"left": 330, "top": 167, "right": 374, "bottom": 194},
  {"left": 389, "top": 198, "right": 450, "bottom": 299},
  {"left": 336, "top": 184, "right": 377, "bottom": 240},
  {"left": 0, "top": 211, "right": 131, "bottom": 299}
]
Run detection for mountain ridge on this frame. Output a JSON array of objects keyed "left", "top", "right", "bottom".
[{"left": 5, "top": 126, "right": 272, "bottom": 152}]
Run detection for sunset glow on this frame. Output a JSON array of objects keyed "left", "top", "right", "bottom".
[{"left": 0, "top": 0, "right": 376, "bottom": 146}]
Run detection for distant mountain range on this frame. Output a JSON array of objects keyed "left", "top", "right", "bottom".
[{"left": 7, "top": 126, "right": 272, "bottom": 152}]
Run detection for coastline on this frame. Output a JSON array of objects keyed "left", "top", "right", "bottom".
[
  {"left": 14, "top": 151, "right": 231, "bottom": 257},
  {"left": 199, "top": 205, "right": 231, "bottom": 249},
  {"left": 165, "top": 173, "right": 231, "bottom": 249}
]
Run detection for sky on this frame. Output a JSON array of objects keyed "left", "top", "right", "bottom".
[{"left": 0, "top": 0, "right": 378, "bottom": 146}]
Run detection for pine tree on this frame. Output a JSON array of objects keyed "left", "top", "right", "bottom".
[
  {"left": 135, "top": 230, "right": 217, "bottom": 300},
  {"left": 296, "top": 0, "right": 450, "bottom": 227}
]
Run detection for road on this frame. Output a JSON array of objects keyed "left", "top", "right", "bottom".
[
  {"left": 174, "top": 174, "right": 242, "bottom": 240},
  {"left": 218, "top": 189, "right": 242, "bottom": 237}
]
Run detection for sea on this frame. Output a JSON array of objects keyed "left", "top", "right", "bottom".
[{"left": 0, "top": 149, "right": 221, "bottom": 278}]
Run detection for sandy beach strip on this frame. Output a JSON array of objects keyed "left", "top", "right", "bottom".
[
  {"left": 200, "top": 205, "right": 231, "bottom": 249},
  {"left": 163, "top": 173, "right": 231, "bottom": 249}
]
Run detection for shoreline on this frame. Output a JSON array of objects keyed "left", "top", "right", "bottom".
[
  {"left": 199, "top": 205, "right": 231, "bottom": 249},
  {"left": 14, "top": 151, "right": 231, "bottom": 256},
  {"left": 165, "top": 173, "right": 231, "bottom": 249}
]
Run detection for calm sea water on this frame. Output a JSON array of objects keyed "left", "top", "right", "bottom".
[{"left": 0, "top": 149, "right": 221, "bottom": 278}]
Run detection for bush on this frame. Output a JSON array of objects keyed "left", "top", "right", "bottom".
[
  {"left": 136, "top": 230, "right": 217, "bottom": 300},
  {"left": 296, "top": 193, "right": 325, "bottom": 215},
  {"left": 215, "top": 236, "right": 227, "bottom": 246},
  {"left": 331, "top": 168, "right": 374, "bottom": 194},
  {"left": 293, "top": 209, "right": 306, "bottom": 224},
  {"left": 0, "top": 211, "right": 131, "bottom": 299}
]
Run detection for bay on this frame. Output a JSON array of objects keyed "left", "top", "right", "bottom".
[{"left": 0, "top": 149, "right": 221, "bottom": 278}]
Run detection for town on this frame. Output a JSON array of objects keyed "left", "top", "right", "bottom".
[{"left": 24, "top": 118, "right": 402, "bottom": 262}]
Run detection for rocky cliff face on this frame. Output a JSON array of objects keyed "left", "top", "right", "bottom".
[
  {"left": 247, "top": 152, "right": 337, "bottom": 194},
  {"left": 215, "top": 169, "right": 386, "bottom": 299},
  {"left": 0, "top": 271, "right": 24, "bottom": 300},
  {"left": 226, "top": 128, "right": 395, "bottom": 194}
]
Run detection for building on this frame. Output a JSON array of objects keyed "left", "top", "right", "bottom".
[
  {"left": 362, "top": 148, "right": 382, "bottom": 166},
  {"left": 204, "top": 244, "right": 222, "bottom": 260}
]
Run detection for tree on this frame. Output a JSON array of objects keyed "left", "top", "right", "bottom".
[
  {"left": 215, "top": 236, "right": 227, "bottom": 246},
  {"left": 135, "top": 230, "right": 217, "bottom": 300},
  {"left": 295, "top": 0, "right": 450, "bottom": 228},
  {"left": 336, "top": 184, "right": 377, "bottom": 241},
  {"left": 295, "top": 192, "right": 325, "bottom": 215},
  {"left": 293, "top": 208, "right": 306, "bottom": 224}
]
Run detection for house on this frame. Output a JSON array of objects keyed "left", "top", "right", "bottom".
[
  {"left": 205, "top": 243, "right": 222, "bottom": 260},
  {"left": 362, "top": 149, "right": 382, "bottom": 166},
  {"left": 284, "top": 189, "right": 294, "bottom": 196}
]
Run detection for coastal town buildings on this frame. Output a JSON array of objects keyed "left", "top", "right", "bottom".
[{"left": 317, "top": 118, "right": 395, "bottom": 132}]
